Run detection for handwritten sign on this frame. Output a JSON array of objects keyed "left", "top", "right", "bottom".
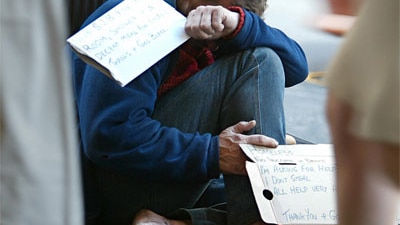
[
  {"left": 241, "top": 144, "right": 337, "bottom": 224},
  {"left": 67, "top": 0, "right": 189, "bottom": 86},
  {"left": 241, "top": 144, "right": 400, "bottom": 225}
]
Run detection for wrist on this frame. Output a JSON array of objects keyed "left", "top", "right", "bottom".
[{"left": 224, "top": 6, "right": 245, "bottom": 39}]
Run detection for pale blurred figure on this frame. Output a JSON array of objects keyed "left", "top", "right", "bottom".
[
  {"left": 315, "top": 0, "right": 362, "bottom": 35},
  {"left": 0, "top": 1, "right": 83, "bottom": 224},
  {"left": 325, "top": 0, "right": 400, "bottom": 225}
]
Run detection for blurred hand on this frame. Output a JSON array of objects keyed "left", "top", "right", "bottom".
[
  {"left": 218, "top": 120, "right": 279, "bottom": 175},
  {"left": 185, "top": 5, "right": 239, "bottom": 40}
]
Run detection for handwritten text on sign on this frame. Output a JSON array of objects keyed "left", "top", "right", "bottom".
[
  {"left": 67, "top": 0, "right": 189, "bottom": 86},
  {"left": 241, "top": 144, "right": 338, "bottom": 224},
  {"left": 260, "top": 163, "right": 338, "bottom": 224}
]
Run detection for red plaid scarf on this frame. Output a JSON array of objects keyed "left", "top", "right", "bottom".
[
  {"left": 157, "top": 6, "right": 245, "bottom": 96},
  {"left": 157, "top": 42, "right": 215, "bottom": 96}
]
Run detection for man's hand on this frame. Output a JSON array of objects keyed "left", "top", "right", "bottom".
[
  {"left": 218, "top": 120, "right": 279, "bottom": 175},
  {"left": 185, "top": 5, "right": 239, "bottom": 40}
]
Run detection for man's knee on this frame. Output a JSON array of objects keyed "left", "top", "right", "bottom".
[
  {"left": 251, "top": 47, "right": 285, "bottom": 85},
  {"left": 253, "top": 47, "right": 283, "bottom": 68}
]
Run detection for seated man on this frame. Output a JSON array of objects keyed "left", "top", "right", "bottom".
[{"left": 70, "top": 0, "right": 308, "bottom": 224}]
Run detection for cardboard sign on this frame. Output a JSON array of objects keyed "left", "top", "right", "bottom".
[
  {"left": 241, "top": 144, "right": 400, "bottom": 225},
  {"left": 67, "top": 0, "right": 189, "bottom": 86}
]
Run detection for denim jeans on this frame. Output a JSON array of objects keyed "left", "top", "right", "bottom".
[
  {"left": 87, "top": 47, "right": 285, "bottom": 225},
  {"left": 153, "top": 47, "right": 286, "bottom": 225}
]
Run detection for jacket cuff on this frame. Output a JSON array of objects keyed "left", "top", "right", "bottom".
[{"left": 224, "top": 6, "right": 245, "bottom": 39}]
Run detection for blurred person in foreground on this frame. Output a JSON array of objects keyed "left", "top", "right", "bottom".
[
  {"left": 0, "top": 1, "right": 83, "bottom": 224},
  {"left": 325, "top": 0, "right": 399, "bottom": 225}
]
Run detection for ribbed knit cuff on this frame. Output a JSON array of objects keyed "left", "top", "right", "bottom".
[{"left": 224, "top": 6, "right": 245, "bottom": 39}]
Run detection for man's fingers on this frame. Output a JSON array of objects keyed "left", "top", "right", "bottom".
[
  {"left": 211, "top": 7, "right": 225, "bottom": 32},
  {"left": 230, "top": 120, "right": 257, "bottom": 134},
  {"left": 227, "top": 120, "right": 279, "bottom": 147},
  {"left": 198, "top": 7, "right": 215, "bottom": 35},
  {"left": 185, "top": 6, "right": 228, "bottom": 40},
  {"left": 243, "top": 135, "right": 279, "bottom": 148}
]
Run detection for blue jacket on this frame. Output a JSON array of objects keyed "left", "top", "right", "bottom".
[{"left": 71, "top": 0, "right": 308, "bottom": 182}]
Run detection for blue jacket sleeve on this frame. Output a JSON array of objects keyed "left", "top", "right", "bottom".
[
  {"left": 72, "top": 52, "right": 220, "bottom": 182},
  {"left": 217, "top": 10, "right": 309, "bottom": 87},
  {"left": 71, "top": 0, "right": 220, "bottom": 182}
]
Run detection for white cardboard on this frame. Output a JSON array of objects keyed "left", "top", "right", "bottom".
[
  {"left": 241, "top": 144, "right": 400, "bottom": 225},
  {"left": 67, "top": 0, "right": 189, "bottom": 86}
]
